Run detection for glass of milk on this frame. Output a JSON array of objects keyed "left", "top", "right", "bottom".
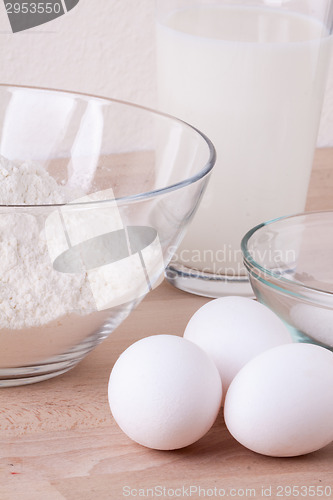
[{"left": 156, "top": 0, "right": 333, "bottom": 298}]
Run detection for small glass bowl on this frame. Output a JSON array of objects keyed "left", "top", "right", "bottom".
[{"left": 241, "top": 211, "right": 333, "bottom": 352}]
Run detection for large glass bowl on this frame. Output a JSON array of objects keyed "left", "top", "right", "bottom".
[
  {"left": 241, "top": 211, "right": 333, "bottom": 352},
  {"left": 0, "top": 84, "right": 215, "bottom": 386}
]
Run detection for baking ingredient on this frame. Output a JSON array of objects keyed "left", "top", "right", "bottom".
[
  {"left": 0, "top": 156, "right": 96, "bottom": 329},
  {"left": 156, "top": 5, "right": 331, "bottom": 274},
  {"left": 108, "top": 334, "right": 222, "bottom": 450},
  {"left": 0, "top": 156, "right": 66, "bottom": 205},
  {"left": 184, "top": 296, "right": 292, "bottom": 397},
  {"left": 224, "top": 343, "right": 333, "bottom": 457},
  {"left": 0, "top": 157, "right": 165, "bottom": 370}
]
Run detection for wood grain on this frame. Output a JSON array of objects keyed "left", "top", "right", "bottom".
[
  {"left": 306, "top": 148, "right": 333, "bottom": 211},
  {"left": 0, "top": 150, "right": 333, "bottom": 500}
]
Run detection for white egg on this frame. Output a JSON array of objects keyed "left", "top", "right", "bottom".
[
  {"left": 184, "top": 296, "right": 292, "bottom": 396},
  {"left": 108, "top": 334, "right": 222, "bottom": 450},
  {"left": 224, "top": 343, "right": 333, "bottom": 457}
]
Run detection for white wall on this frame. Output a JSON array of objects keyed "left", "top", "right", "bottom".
[
  {"left": 0, "top": 0, "right": 332, "bottom": 146},
  {"left": 0, "top": 0, "right": 157, "bottom": 106}
]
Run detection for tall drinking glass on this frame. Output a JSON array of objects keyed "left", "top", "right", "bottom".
[{"left": 156, "top": 0, "right": 333, "bottom": 297}]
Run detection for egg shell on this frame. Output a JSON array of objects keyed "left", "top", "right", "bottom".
[
  {"left": 184, "top": 296, "right": 292, "bottom": 396},
  {"left": 224, "top": 343, "right": 333, "bottom": 457},
  {"left": 108, "top": 334, "right": 222, "bottom": 450}
]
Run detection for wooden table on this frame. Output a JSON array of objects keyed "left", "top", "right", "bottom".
[{"left": 0, "top": 150, "right": 333, "bottom": 500}]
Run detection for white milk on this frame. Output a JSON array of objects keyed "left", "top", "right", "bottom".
[{"left": 156, "top": 5, "right": 331, "bottom": 276}]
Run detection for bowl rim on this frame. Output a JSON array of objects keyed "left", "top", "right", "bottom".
[
  {"left": 241, "top": 209, "right": 333, "bottom": 296},
  {"left": 0, "top": 83, "right": 216, "bottom": 208}
]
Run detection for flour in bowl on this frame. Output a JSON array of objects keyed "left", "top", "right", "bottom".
[
  {"left": 0, "top": 156, "right": 96, "bottom": 329},
  {"left": 0, "top": 156, "right": 66, "bottom": 205}
]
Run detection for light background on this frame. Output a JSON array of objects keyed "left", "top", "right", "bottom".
[{"left": 0, "top": 0, "right": 332, "bottom": 146}]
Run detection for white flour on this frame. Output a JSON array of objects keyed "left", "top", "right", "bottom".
[{"left": 0, "top": 156, "right": 96, "bottom": 329}]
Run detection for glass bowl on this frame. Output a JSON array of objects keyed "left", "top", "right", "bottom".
[
  {"left": 241, "top": 211, "right": 333, "bottom": 352},
  {"left": 0, "top": 84, "right": 215, "bottom": 387}
]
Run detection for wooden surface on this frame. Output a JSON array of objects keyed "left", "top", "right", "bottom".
[{"left": 0, "top": 149, "right": 333, "bottom": 500}]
